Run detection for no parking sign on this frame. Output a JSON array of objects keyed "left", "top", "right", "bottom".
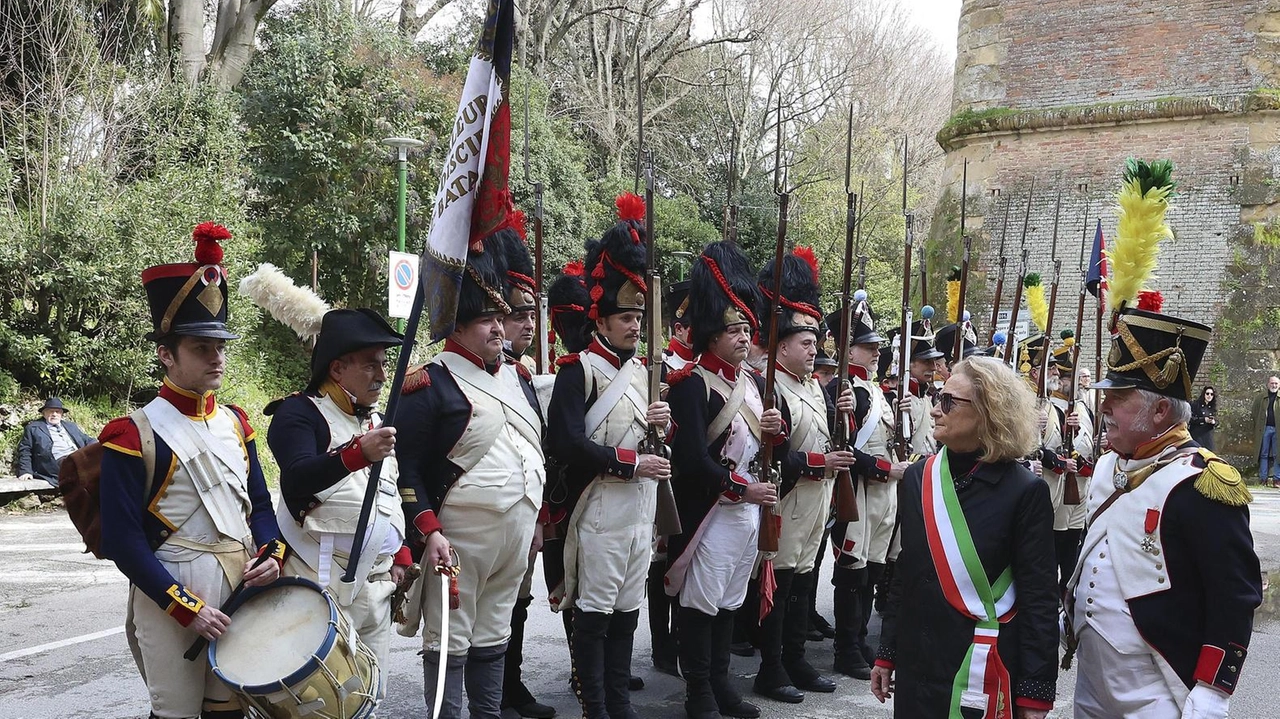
[{"left": 388, "top": 251, "right": 419, "bottom": 319}]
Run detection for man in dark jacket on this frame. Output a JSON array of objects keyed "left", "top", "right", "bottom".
[
  {"left": 15, "top": 398, "right": 94, "bottom": 486},
  {"left": 1251, "top": 375, "right": 1280, "bottom": 487}
]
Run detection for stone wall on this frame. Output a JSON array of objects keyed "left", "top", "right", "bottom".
[{"left": 935, "top": 0, "right": 1280, "bottom": 467}]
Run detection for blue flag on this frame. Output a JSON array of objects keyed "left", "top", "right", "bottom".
[{"left": 1085, "top": 219, "right": 1107, "bottom": 299}]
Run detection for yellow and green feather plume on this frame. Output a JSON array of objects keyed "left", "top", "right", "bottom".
[
  {"left": 1108, "top": 158, "right": 1175, "bottom": 316},
  {"left": 946, "top": 266, "right": 961, "bottom": 323},
  {"left": 1024, "top": 273, "right": 1048, "bottom": 333}
]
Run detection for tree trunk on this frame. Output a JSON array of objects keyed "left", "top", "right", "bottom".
[
  {"left": 168, "top": 0, "right": 205, "bottom": 85},
  {"left": 206, "top": 0, "right": 274, "bottom": 90}
]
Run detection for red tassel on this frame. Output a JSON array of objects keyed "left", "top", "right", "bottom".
[
  {"left": 564, "top": 260, "right": 585, "bottom": 276},
  {"left": 794, "top": 246, "right": 820, "bottom": 282},
  {"left": 510, "top": 209, "right": 528, "bottom": 240},
  {"left": 615, "top": 192, "right": 646, "bottom": 223},
  {"left": 1137, "top": 290, "right": 1164, "bottom": 312},
  {"left": 192, "top": 221, "right": 230, "bottom": 265},
  {"left": 590, "top": 285, "right": 604, "bottom": 301},
  {"left": 591, "top": 260, "right": 606, "bottom": 279}
]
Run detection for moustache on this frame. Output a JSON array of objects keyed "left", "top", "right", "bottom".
[{"left": 369, "top": 382, "right": 384, "bottom": 393}]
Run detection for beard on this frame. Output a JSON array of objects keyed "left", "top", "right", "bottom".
[{"left": 1046, "top": 376, "right": 1061, "bottom": 393}]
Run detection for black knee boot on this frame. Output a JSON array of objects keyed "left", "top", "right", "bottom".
[
  {"left": 752, "top": 569, "right": 802, "bottom": 702},
  {"left": 572, "top": 610, "right": 611, "bottom": 719},
  {"left": 502, "top": 596, "right": 557, "bottom": 718},
  {"left": 604, "top": 610, "right": 641, "bottom": 719},
  {"left": 730, "top": 579, "right": 758, "bottom": 656},
  {"left": 832, "top": 565, "right": 871, "bottom": 679},
  {"left": 712, "top": 609, "right": 760, "bottom": 718},
  {"left": 648, "top": 561, "right": 680, "bottom": 676},
  {"left": 861, "top": 562, "right": 885, "bottom": 665},
  {"left": 783, "top": 570, "right": 837, "bottom": 692},
  {"left": 677, "top": 605, "right": 719, "bottom": 719}
]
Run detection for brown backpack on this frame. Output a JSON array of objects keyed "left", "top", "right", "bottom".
[{"left": 59, "top": 408, "right": 156, "bottom": 559}]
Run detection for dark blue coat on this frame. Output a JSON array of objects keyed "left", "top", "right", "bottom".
[{"left": 16, "top": 419, "right": 93, "bottom": 484}]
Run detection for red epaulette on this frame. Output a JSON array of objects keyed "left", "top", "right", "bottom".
[
  {"left": 667, "top": 364, "right": 695, "bottom": 387},
  {"left": 556, "top": 353, "right": 581, "bottom": 367},
  {"left": 402, "top": 364, "right": 431, "bottom": 394},
  {"left": 100, "top": 416, "right": 141, "bottom": 455},
  {"left": 225, "top": 404, "right": 256, "bottom": 441},
  {"left": 640, "top": 357, "right": 649, "bottom": 367}
]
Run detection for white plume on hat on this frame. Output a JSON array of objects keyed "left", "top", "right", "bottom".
[{"left": 238, "top": 263, "right": 330, "bottom": 342}]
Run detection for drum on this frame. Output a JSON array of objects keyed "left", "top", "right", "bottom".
[{"left": 210, "top": 577, "right": 381, "bottom": 719}]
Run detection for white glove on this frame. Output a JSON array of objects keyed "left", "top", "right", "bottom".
[{"left": 1181, "top": 683, "right": 1230, "bottom": 719}]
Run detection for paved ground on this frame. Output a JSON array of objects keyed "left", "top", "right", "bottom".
[{"left": 4, "top": 489, "right": 1280, "bottom": 719}]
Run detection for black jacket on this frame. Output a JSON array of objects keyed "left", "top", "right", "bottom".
[
  {"left": 878, "top": 451, "right": 1059, "bottom": 714},
  {"left": 1189, "top": 399, "right": 1217, "bottom": 450},
  {"left": 16, "top": 419, "right": 93, "bottom": 485}
]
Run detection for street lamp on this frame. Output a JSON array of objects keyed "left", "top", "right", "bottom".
[
  {"left": 673, "top": 251, "right": 694, "bottom": 281},
  {"left": 383, "top": 137, "right": 425, "bottom": 332}
]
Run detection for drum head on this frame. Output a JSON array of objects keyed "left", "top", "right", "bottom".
[{"left": 212, "top": 580, "right": 333, "bottom": 688}]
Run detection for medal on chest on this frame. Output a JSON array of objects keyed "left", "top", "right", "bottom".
[{"left": 1140, "top": 507, "right": 1161, "bottom": 555}]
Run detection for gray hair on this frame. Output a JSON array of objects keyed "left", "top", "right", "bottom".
[{"left": 1137, "top": 388, "right": 1191, "bottom": 426}]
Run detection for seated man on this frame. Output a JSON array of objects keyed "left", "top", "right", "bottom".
[{"left": 16, "top": 398, "right": 94, "bottom": 486}]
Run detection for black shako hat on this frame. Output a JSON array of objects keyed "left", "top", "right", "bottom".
[
  {"left": 756, "top": 248, "right": 822, "bottom": 340},
  {"left": 307, "top": 309, "right": 403, "bottom": 392},
  {"left": 143, "top": 222, "right": 240, "bottom": 342},
  {"left": 1093, "top": 305, "right": 1210, "bottom": 402},
  {"left": 494, "top": 227, "right": 536, "bottom": 314},
  {"left": 688, "top": 241, "right": 760, "bottom": 355},
  {"left": 665, "top": 279, "right": 691, "bottom": 329},
  {"left": 586, "top": 193, "right": 649, "bottom": 320},
  {"left": 548, "top": 261, "right": 593, "bottom": 354}
]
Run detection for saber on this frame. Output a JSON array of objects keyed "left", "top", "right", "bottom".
[{"left": 431, "top": 557, "right": 460, "bottom": 719}]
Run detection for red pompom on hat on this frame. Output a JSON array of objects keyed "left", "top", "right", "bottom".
[
  {"left": 192, "top": 222, "right": 230, "bottom": 265},
  {"left": 794, "top": 245, "right": 820, "bottom": 282},
  {"left": 563, "top": 260, "right": 585, "bottom": 277},
  {"left": 510, "top": 209, "right": 528, "bottom": 240},
  {"left": 615, "top": 192, "right": 646, "bottom": 223},
  {"left": 1137, "top": 290, "right": 1164, "bottom": 313}
]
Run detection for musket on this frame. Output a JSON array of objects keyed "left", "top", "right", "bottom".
[
  {"left": 523, "top": 80, "right": 547, "bottom": 373},
  {"left": 1094, "top": 219, "right": 1105, "bottom": 456},
  {"left": 642, "top": 151, "right": 683, "bottom": 537},
  {"left": 894, "top": 138, "right": 914, "bottom": 462},
  {"left": 831, "top": 104, "right": 859, "bottom": 524},
  {"left": 953, "top": 159, "right": 971, "bottom": 362},
  {"left": 987, "top": 194, "right": 1013, "bottom": 344},
  {"left": 1003, "top": 179, "right": 1035, "bottom": 364},
  {"left": 1064, "top": 193, "right": 1091, "bottom": 506},
  {"left": 1038, "top": 192, "right": 1063, "bottom": 401},
  {"left": 917, "top": 242, "right": 929, "bottom": 309},
  {"left": 758, "top": 99, "right": 788, "bottom": 554},
  {"left": 723, "top": 130, "right": 739, "bottom": 243},
  {"left": 634, "top": 45, "right": 644, "bottom": 195}
]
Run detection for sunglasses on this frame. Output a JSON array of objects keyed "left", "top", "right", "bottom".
[{"left": 938, "top": 392, "right": 974, "bottom": 414}]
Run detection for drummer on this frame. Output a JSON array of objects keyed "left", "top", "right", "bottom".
[
  {"left": 265, "top": 308, "right": 413, "bottom": 680},
  {"left": 98, "top": 224, "right": 284, "bottom": 719}
]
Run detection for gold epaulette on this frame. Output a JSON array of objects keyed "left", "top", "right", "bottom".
[
  {"left": 1193, "top": 448, "right": 1252, "bottom": 507},
  {"left": 402, "top": 363, "right": 431, "bottom": 395}
]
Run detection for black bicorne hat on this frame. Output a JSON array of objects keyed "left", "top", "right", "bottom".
[
  {"left": 586, "top": 193, "right": 649, "bottom": 320},
  {"left": 457, "top": 235, "right": 512, "bottom": 326},
  {"left": 143, "top": 222, "right": 240, "bottom": 342},
  {"left": 688, "top": 241, "right": 760, "bottom": 355},
  {"left": 935, "top": 316, "right": 980, "bottom": 365},
  {"left": 307, "top": 309, "right": 404, "bottom": 391},
  {"left": 1051, "top": 329, "right": 1077, "bottom": 371},
  {"left": 665, "top": 279, "right": 691, "bottom": 329},
  {"left": 495, "top": 227, "right": 537, "bottom": 314},
  {"left": 548, "top": 262, "right": 593, "bottom": 354},
  {"left": 1018, "top": 332, "right": 1049, "bottom": 374},
  {"left": 1093, "top": 303, "right": 1210, "bottom": 402},
  {"left": 909, "top": 306, "right": 944, "bottom": 361},
  {"left": 756, "top": 249, "right": 822, "bottom": 339}
]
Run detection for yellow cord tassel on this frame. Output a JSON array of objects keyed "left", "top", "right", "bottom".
[
  {"left": 1026, "top": 283, "right": 1048, "bottom": 333},
  {"left": 1108, "top": 177, "right": 1173, "bottom": 315},
  {"left": 946, "top": 280, "right": 960, "bottom": 323}
]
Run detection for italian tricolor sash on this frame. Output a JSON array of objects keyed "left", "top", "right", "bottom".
[{"left": 922, "top": 449, "right": 1017, "bottom": 719}]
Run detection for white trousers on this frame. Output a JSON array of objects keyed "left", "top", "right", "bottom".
[
  {"left": 569, "top": 477, "right": 656, "bottom": 613},
  {"left": 864, "top": 478, "right": 898, "bottom": 564},
  {"left": 425, "top": 501, "right": 537, "bottom": 654},
  {"left": 774, "top": 477, "right": 831, "bottom": 571},
  {"left": 679, "top": 502, "right": 760, "bottom": 615},
  {"left": 1074, "top": 625, "right": 1181, "bottom": 718}
]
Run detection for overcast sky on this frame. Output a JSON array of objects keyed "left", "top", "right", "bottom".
[{"left": 906, "top": 0, "right": 963, "bottom": 58}]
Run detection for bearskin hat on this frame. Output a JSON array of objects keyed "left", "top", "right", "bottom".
[
  {"left": 494, "top": 227, "right": 536, "bottom": 313},
  {"left": 757, "top": 247, "right": 822, "bottom": 340},
  {"left": 548, "top": 261, "right": 593, "bottom": 354},
  {"left": 458, "top": 235, "right": 511, "bottom": 325},
  {"left": 585, "top": 193, "right": 648, "bottom": 320},
  {"left": 688, "top": 241, "right": 760, "bottom": 355}
]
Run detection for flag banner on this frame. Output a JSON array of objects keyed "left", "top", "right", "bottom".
[
  {"left": 422, "top": 0, "right": 516, "bottom": 341},
  {"left": 1085, "top": 219, "right": 1107, "bottom": 300}
]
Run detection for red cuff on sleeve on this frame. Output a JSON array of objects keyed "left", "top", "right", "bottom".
[
  {"left": 874, "top": 457, "right": 892, "bottom": 475},
  {"left": 1193, "top": 644, "right": 1233, "bottom": 691},
  {"left": 538, "top": 503, "right": 551, "bottom": 525},
  {"left": 1015, "top": 697, "right": 1053, "bottom": 711},
  {"left": 414, "top": 510, "right": 442, "bottom": 538},
  {"left": 771, "top": 430, "right": 788, "bottom": 447},
  {"left": 1078, "top": 461, "right": 1094, "bottom": 477},
  {"left": 721, "top": 473, "right": 748, "bottom": 501},
  {"left": 164, "top": 584, "right": 205, "bottom": 627},
  {"left": 339, "top": 438, "right": 371, "bottom": 472},
  {"left": 804, "top": 452, "right": 826, "bottom": 478},
  {"left": 394, "top": 545, "right": 413, "bottom": 567},
  {"left": 873, "top": 659, "right": 894, "bottom": 670}
]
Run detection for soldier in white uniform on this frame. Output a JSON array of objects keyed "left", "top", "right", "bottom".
[
  {"left": 264, "top": 308, "right": 409, "bottom": 680},
  {"left": 1047, "top": 333, "right": 1095, "bottom": 600},
  {"left": 824, "top": 297, "right": 904, "bottom": 680},
  {"left": 548, "top": 195, "right": 670, "bottom": 719},
  {"left": 751, "top": 250, "right": 848, "bottom": 703},
  {"left": 1066, "top": 161, "right": 1261, "bottom": 719},
  {"left": 666, "top": 241, "right": 783, "bottom": 719},
  {"left": 396, "top": 229, "right": 547, "bottom": 719},
  {"left": 99, "top": 223, "right": 284, "bottom": 719}
]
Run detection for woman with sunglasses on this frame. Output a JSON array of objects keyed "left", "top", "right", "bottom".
[
  {"left": 870, "top": 356, "right": 1058, "bottom": 718},
  {"left": 1190, "top": 386, "right": 1218, "bottom": 451}
]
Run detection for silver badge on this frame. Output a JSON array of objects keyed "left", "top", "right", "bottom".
[{"left": 1113, "top": 471, "right": 1128, "bottom": 490}]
